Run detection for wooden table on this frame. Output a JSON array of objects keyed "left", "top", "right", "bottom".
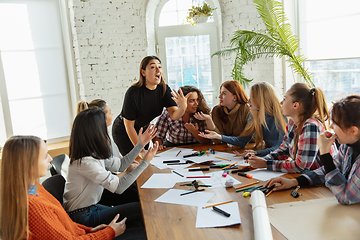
[{"left": 137, "top": 143, "right": 334, "bottom": 240}]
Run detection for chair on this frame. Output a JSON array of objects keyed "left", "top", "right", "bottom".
[
  {"left": 49, "top": 154, "right": 66, "bottom": 176},
  {"left": 42, "top": 175, "right": 66, "bottom": 205}
]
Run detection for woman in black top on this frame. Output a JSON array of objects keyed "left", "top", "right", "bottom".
[{"left": 112, "top": 56, "right": 189, "bottom": 156}]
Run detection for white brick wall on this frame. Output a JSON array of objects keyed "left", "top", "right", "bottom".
[{"left": 70, "top": 0, "right": 282, "bottom": 116}]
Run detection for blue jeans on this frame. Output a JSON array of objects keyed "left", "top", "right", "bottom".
[{"left": 70, "top": 203, "right": 146, "bottom": 240}]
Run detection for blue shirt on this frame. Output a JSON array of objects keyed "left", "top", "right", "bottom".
[{"left": 221, "top": 114, "right": 287, "bottom": 157}]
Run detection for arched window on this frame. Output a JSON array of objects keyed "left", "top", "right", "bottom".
[{"left": 155, "top": 0, "right": 221, "bottom": 107}]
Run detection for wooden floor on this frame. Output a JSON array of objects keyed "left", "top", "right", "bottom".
[{"left": 137, "top": 143, "right": 334, "bottom": 240}]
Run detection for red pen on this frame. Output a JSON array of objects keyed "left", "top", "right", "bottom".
[
  {"left": 237, "top": 172, "right": 253, "bottom": 178},
  {"left": 186, "top": 176, "right": 211, "bottom": 178}
]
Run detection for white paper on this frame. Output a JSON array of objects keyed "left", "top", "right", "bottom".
[
  {"left": 141, "top": 173, "right": 180, "bottom": 188},
  {"left": 247, "top": 168, "right": 285, "bottom": 181},
  {"left": 150, "top": 148, "right": 196, "bottom": 169},
  {"left": 201, "top": 171, "right": 241, "bottom": 188},
  {"left": 172, "top": 169, "right": 205, "bottom": 178},
  {"left": 196, "top": 202, "right": 241, "bottom": 228},
  {"left": 154, "top": 189, "right": 215, "bottom": 206}
]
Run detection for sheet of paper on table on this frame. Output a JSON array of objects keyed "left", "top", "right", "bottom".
[
  {"left": 247, "top": 168, "right": 285, "bottom": 181},
  {"left": 150, "top": 147, "right": 196, "bottom": 169},
  {"left": 154, "top": 189, "right": 215, "bottom": 207},
  {"left": 196, "top": 202, "right": 241, "bottom": 228},
  {"left": 201, "top": 171, "right": 241, "bottom": 188}
]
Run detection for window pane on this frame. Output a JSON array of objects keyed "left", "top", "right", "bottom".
[
  {"left": 0, "top": 0, "right": 72, "bottom": 141},
  {"left": 306, "top": 59, "right": 360, "bottom": 105},
  {"left": 165, "top": 35, "right": 214, "bottom": 106}
]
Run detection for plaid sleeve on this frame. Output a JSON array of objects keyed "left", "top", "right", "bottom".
[
  {"left": 267, "top": 122, "right": 321, "bottom": 173},
  {"left": 155, "top": 108, "right": 169, "bottom": 141},
  {"left": 325, "top": 145, "right": 360, "bottom": 205},
  {"left": 264, "top": 122, "right": 291, "bottom": 161}
]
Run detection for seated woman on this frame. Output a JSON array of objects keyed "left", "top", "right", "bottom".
[
  {"left": 77, "top": 99, "right": 139, "bottom": 206},
  {"left": 199, "top": 82, "right": 287, "bottom": 156},
  {"left": 266, "top": 95, "right": 360, "bottom": 205},
  {"left": 0, "top": 135, "right": 126, "bottom": 240},
  {"left": 64, "top": 108, "right": 158, "bottom": 239},
  {"left": 153, "top": 85, "right": 211, "bottom": 150},
  {"left": 247, "top": 83, "right": 337, "bottom": 173}
]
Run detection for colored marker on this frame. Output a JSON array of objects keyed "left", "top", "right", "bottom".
[
  {"left": 180, "top": 183, "right": 211, "bottom": 187},
  {"left": 180, "top": 189, "right": 205, "bottom": 196},
  {"left": 222, "top": 170, "right": 228, "bottom": 177},
  {"left": 163, "top": 160, "right": 180, "bottom": 164},
  {"left": 210, "top": 164, "right": 229, "bottom": 168},
  {"left": 212, "top": 206, "right": 230, "bottom": 217},
  {"left": 188, "top": 167, "right": 210, "bottom": 172},
  {"left": 237, "top": 172, "right": 253, "bottom": 178}
]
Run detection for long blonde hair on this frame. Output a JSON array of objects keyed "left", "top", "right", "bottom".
[
  {"left": 241, "top": 82, "right": 287, "bottom": 148},
  {"left": 0, "top": 136, "right": 42, "bottom": 240},
  {"left": 288, "top": 83, "right": 329, "bottom": 159}
]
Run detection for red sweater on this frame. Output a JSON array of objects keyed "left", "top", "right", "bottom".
[{"left": 27, "top": 185, "right": 115, "bottom": 239}]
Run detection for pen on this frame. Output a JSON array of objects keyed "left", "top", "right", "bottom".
[
  {"left": 215, "top": 156, "right": 230, "bottom": 161},
  {"left": 186, "top": 176, "right": 211, "bottom": 178},
  {"left": 173, "top": 171, "right": 184, "bottom": 177},
  {"left": 183, "top": 151, "right": 205, "bottom": 158},
  {"left": 180, "top": 183, "right": 211, "bottom": 187},
  {"left": 188, "top": 167, "right": 210, "bottom": 171},
  {"left": 180, "top": 189, "right": 205, "bottom": 196},
  {"left": 222, "top": 162, "right": 237, "bottom": 170},
  {"left": 176, "top": 150, "right": 182, "bottom": 157},
  {"left": 237, "top": 172, "right": 253, "bottom": 178},
  {"left": 163, "top": 160, "right": 180, "bottom": 164},
  {"left": 212, "top": 206, "right": 230, "bottom": 217},
  {"left": 203, "top": 200, "right": 233, "bottom": 209},
  {"left": 167, "top": 162, "right": 188, "bottom": 165},
  {"left": 235, "top": 181, "right": 259, "bottom": 190}
]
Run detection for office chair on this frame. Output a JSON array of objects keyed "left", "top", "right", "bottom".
[
  {"left": 49, "top": 154, "right": 66, "bottom": 176},
  {"left": 42, "top": 175, "right": 66, "bottom": 205}
]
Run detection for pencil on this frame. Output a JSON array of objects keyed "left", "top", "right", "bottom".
[
  {"left": 235, "top": 181, "right": 260, "bottom": 190},
  {"left": 266, "top": 189, "right": 274, "bottom": 197},
  {"left": 176, "top": 150, "right": 182, "bottom": 157},
  {"left": 206, "top": 151, "right": 209, "bottom": 156},
  {"left": 173, "top": 171, "right": 184, "bottom": 177},
  {"left": 222, "top": 161, "right": 238, "bottom": 170},
  {"left": 186, "top": 176, "right": 211, "bottom": 178},
  {"left": 202, "top": 200, "right": 233, "bottom": 209},
  {"left": 215, "top": 156, "right": 230, "bottom": 161}
]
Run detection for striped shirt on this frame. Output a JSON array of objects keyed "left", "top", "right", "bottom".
[
  {"left": 155, "top": 108, "right": 206, "bottom": 144},
  {"left": 264, "top": 117, "right": 336, "bottom": 173},
  {"left": 302, "top": 143, "right": 360, "bottom": 205}
]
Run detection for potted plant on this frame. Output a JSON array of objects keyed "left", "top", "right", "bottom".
[
  {"left": 212, "top": 0, "right": 314, "bottom": 87},
  {"left": 185, "top": 2, "right": 216, "bottom": 26}
]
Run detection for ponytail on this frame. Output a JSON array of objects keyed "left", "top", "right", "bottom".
[{"left": 76, "top": 101, "right": 88, "bottom": 115}]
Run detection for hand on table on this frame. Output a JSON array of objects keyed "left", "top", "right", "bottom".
[
  {"left": 246, "top": 155, "right": 267, "bottom": 168},
  {"left": 265, "top": 177, "right": 298, "bottom": 191},
  {"left": 233, "top": 149, "right": 257, "bottom": 157}
]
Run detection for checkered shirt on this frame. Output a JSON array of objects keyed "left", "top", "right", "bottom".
[
  {"left": 155, "top": 108, "right": 206, "bottom": 144},
  {"left": 264, "top": 117, "right": 336, "bottom": 173}
]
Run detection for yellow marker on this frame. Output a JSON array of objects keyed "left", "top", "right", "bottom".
[{"left": 243, "top": 192, "right": 250, "bottom": 197}]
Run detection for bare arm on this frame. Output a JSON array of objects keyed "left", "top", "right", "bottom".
[
  {"left": 184, "top": 123, "right": 211, "bottom": 144},
  {"left": 123, "top": 118, "right": 138, "bottom": 146}
]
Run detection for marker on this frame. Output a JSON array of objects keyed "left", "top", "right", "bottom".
[
  {"left": 235, "top": 181, "right": 259, "bottom": 190},
  {"left": 180, "top": 189, "right": 205, "bottom": 196},
  {"left": 237, "top": 172, "right": 253, "bottom": 178},
  {"left": 210, "top": 164, "right": 229, "bottom": 168},
  {"left": 215, "top": 156, "right": 230, "bottom": 161},
  {"left": 183, "top": 151, "right": 205, "bottom": 158},
  {"left": 222, "top": 170, "right": 228, "bottom": 177},
  {"left": 163, "top": 160, "right": 180, "bottom": 164},
  {"left": 173, "top": 170, "right": 184, "bottom": 177},
  {"left": 235, "top": 185, "right": 263, "bottom": 193},
  {"left": 212, "top": 206, "right": 230, "bottom": 217},
  {"left": 203, "top": 200, "right": 233, "bottom": 209},
  {"left": 176, "top": 150, "right": 182, "bottom": 157},
  {"left": 231, "top": 167, "right": 251, "bottom": 173},
  {"left": 188, "top": 167, "right": 210, "bottom": 171},
  {"left": 186, "top": 176, "right": 211, "bottom": 178},
  {"left": 167, "top": 162, "right": 188, "bottom": 165}
]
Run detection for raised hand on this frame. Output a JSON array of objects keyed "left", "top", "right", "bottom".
[
  {"left": 198, "top": 129, "right": 221, "bottom": 140},
  {"left": 108, "top": 214, "right": 127, "bottom": 237},
  {"left": 318, "top": 130, "right": 336, "bottom": 155},
  {"left": 144, "top": 141, "right": 159, "bottom": 161},
  {"left": 184, "top": 122, "right": 199, "bottom": 132},
  {"left": 171, "top": 88, "right": 190, "bottom": 110},
  {"left": 193, "top": 112, "right": 211, "bottom": 121},
  {"left": 138, "top": 125, "right": 157, "bottom": 147}
]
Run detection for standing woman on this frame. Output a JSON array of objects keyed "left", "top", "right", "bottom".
[
  {"left": 112, "top": 56, "right": 189, "bottom": 156},
  {"left": 0, "top": 136, "right": 126, "bottom": 240}
]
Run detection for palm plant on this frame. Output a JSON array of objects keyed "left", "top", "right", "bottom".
[{"left": 212, "top": 0, "right": 314, "bottom": 87}]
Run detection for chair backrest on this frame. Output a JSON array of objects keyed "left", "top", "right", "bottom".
[
  {"left": 50, "top": 154, "right": 66, "bottom": 176},
  {"left": 42, "top": 175, "right": 66, "bottom": 205}
]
